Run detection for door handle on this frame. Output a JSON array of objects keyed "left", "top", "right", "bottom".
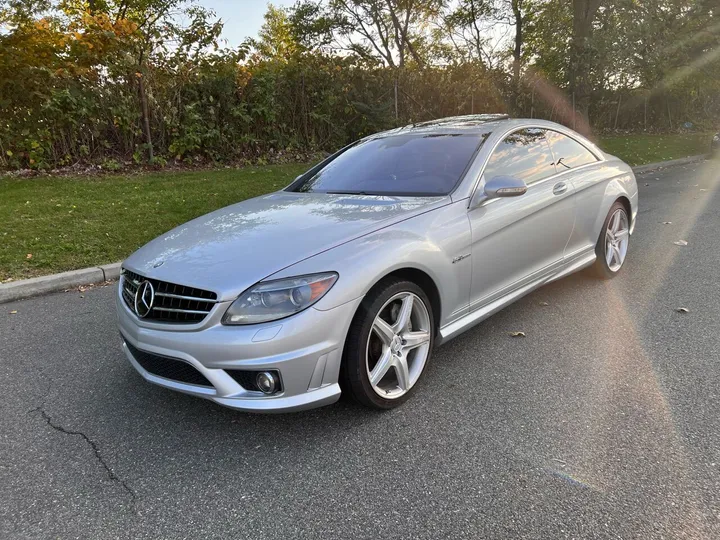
[{"left": 553, "top": 182, "right": 568, "bottom": 195}]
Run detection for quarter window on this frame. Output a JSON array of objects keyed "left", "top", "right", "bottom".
[
  {"left": 545, "top": 130, "right": 598, "bottom": 170},
  {"left": 483, "top": 128, "right": 556, "bottom": 185}
]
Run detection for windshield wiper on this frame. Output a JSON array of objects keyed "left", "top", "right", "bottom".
[{"left": 326, "top": 190, "right": 375, "bottom": 195}]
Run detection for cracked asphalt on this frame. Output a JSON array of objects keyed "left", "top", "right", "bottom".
[{"left": 2, "top": 161, "right": 720, "bottom": 539}]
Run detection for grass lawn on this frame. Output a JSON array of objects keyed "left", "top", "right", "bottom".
[
  {"left": 0, "top": 164, "right": 308, "bottom": 281},
  {"left": 598, "top": 132, "right": 710, "bottom": 166},
  {"left": 0, "top": 132, "right": 711, "bottom": 281}
]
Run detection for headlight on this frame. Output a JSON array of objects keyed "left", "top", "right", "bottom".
[{"left": 222, "top": 272, "right": 338, "bottom": 325}]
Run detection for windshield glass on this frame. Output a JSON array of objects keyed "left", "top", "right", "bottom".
[{"left": 292, "top": 133, "right": 487, "bottom": 196}]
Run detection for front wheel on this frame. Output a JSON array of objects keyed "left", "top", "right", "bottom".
[
  {"left": 340, "top": 278, "right": 435, "bottom": 409},
  {"left": 589, "top": 201, "right": 630, "bottom": 279}
]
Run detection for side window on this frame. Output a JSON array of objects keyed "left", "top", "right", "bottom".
[
  {"left": 483, "top": 128, "right": 556, "bottom": 185},
  {"left": 545, "top": 130, "right": 598, "bottom": 170}
]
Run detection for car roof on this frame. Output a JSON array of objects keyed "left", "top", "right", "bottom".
[
  {"left": 369, "top": 114, "right": 510, "bottom": 138},
  {"left": 363, "top": 115, "right": 606, "bottom": 163},
  {"left": 371, "top": 115, "right": 586, "bottom": 139}
]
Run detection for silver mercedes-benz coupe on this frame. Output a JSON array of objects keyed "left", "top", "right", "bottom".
[{"left": 117, "top": 115, "right": 638, "bottom": 412}]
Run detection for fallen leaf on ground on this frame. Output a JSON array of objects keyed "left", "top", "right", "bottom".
[
  {"left": 509, "top": 331, "right": 526, "bottom": 337},
  {"left": 676, "top": 307, "right": 690, "bottom": 313},
  {"left": 26, "top": 253, "right": 32, "bottom": 259},
  {"left": 663, "top": 221, "right": 672, "bottom": 225},
  {"left": 673, "top": 240, "right": 688, "bottom": 246},
  {"left": 539, "top": 301, "right": 550, "bottom": 306},
  {"left": 644, "top": 183, "right": 649, "bottom": 186},
  {"left": 9, "top": 310, "right": 17, "bottom": 314}
]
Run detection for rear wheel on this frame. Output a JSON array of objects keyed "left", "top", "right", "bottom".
[
  {"left": 589, "top": 201, "right": 630, "bottom": 279},
  {"left": 341, "top": 278, "right": 434, "bottom": 409}
]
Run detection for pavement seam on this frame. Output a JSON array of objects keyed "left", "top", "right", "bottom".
[{"left": 31, "top": 407, "right": 138, "bottom": 513}]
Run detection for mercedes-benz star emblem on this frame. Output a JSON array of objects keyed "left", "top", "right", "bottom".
[{"left": 134, "top": 280, "right": 155, "bottom": 318}]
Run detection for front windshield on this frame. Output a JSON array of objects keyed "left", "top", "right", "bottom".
[{"left": 292, "top": 133, "right": 487, "bottom": 196}]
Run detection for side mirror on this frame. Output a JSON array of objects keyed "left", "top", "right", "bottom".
[
  {"left": 471, "top": 175, "right": 527, "bottom": 208},
  {"left": 484, "top": 175, "right": 528, "bottom": 198}
]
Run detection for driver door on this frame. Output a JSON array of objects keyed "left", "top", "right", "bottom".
[{"left": 467, "top": 128, "right": 576, "bottom": 311}]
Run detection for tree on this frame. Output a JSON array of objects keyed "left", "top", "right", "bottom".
[
  {"left": 569, "top": 0, "right": 603, "bottom": 127},
  {"left": 286, "top": 0, "right": 341, "bottom": 52},
  {"left": 251, "top": 4, "right": 301, "bottom": 60},
  {"left": 510, "top": 0, "right": 524, "bottom": 84},
  {"left": 93, "top": 0, "right": 220, "bottom": 162},
  {"left": 435, "top": 0, "right": 497, "bottom": 66},
  {"left": 329, "top": 0, "right": 441, "bottom": 67}
]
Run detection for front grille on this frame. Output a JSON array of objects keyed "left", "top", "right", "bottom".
[
  {"left": 124, "top": 340, "right": 213, "bottom": 388},
  {"left": 122, "top": 269, "right": 217, "bottom": 324}
]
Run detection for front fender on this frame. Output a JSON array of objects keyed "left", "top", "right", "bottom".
[{"left": 266, "top": 201, "right": 473, "bottom": 328}]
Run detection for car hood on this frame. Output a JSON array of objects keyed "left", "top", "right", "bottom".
[{"left": 123, "top": 191, "right": 447, "bottom": 301}]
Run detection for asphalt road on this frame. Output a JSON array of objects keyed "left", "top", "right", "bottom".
[{"left": 2, "top": 162, "right": 720, "bottom": 539}]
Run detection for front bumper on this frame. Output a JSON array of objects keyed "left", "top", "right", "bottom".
[{"left": 116, "top": 282, "right": 362, "bottom": 413}]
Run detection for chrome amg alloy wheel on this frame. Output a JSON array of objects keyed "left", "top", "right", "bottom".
[
  {"left": 591, "top": 200, "right": 631, "bottom": 279},
  {"left": 605, "top": 208, "right": 629, "bottom": 272},
  {"left": 341, "top": 278, "right": 436, "bottom": 409},
  {"left": 366, "top": 292, "right": 431, "bottom": 399}
]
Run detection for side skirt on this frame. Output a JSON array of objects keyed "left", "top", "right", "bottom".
[{"left": 437, "top": 248, "right": 596, "bottom": 345}]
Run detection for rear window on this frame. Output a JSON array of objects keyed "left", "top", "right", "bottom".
[
  {"left": 291, "top": 133, "right": 487, "bottom": 196},
  {"left": 545, "top": 130, "right": 598, "bottom": 170}
]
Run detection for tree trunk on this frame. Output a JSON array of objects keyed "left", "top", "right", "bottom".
[
  {"left": 510, "top": 0, "right": 523, "bottom": 114},
  {"left": 569, "top": 0, "right": 603, "bottom": 134},
  {"left": 138, "top": 74, "right": 154, "bottom": 162},
  {"left": 385, "top": 0, "right": 424, "bottom": 68},
  {"left": 301, "top": 73, "right": 309, "bottom": 145},
  {"left": 394, "top": 76, "right": 399, "bottom": 121},
  {"left": 512, "top": 0, "right": 522, "bottom": 85}
]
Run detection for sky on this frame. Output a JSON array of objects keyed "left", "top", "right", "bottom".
[{"left": 203, "top": 0, "right": 295, "bottom": 47}]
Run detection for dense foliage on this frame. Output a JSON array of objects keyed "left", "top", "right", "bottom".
[{"left": 1, "top": 0, "right": 719, "bottom": 170}]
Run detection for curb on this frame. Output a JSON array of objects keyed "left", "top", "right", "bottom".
[
  {"left": 632, "top": 154, "right": 706, "bottom": 175},
  {"left": 1, "top": 262, "right": 121, "bottom": 304},
  {"left": 0, "top": 154, "right": 710, "bottom": 305}
]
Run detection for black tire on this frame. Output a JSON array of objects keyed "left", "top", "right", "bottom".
[
  {"left": 588, "top": 200, "right": 629, "bottom": 279},
  {"left": 340, "top": 278, "right": 435, "bottom": 410}
]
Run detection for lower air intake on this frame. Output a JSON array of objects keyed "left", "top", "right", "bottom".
[{"left": 124, "top": 340, "right": 213, "bottom": 388}]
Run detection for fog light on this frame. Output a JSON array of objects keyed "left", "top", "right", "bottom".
[{"left": 256, "top": 371, "right": 278, "bottom": 395}]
